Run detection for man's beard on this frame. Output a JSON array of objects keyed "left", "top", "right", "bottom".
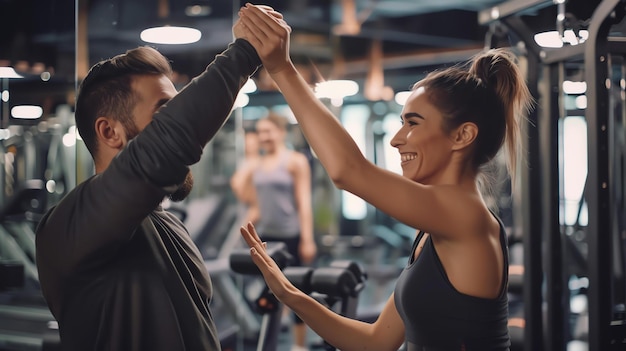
[
  {"left": 170, "top": 171, "right": 194, "bottom": 202},
  {"left": 123, "top": 122, "right": 193, "bottom": 202}
]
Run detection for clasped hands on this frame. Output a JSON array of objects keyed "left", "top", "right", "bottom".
[{"left": 233, "top": 3, "right": 293, "bottom": 75}]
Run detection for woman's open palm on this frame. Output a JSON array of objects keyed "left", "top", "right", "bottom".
[{"left": 240, "top": 222, "right": 294, "bottom": 300}]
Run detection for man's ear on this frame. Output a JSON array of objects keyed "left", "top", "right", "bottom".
[
  {"left": 94, "top": 116, "right": 126, "bottom": 150},
  {"left": 451, "top": 122, "right": 478, "bottom": 151}
]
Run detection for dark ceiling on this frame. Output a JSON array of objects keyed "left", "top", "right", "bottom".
[{"left": 0, "top": 0, "right": 607, "bottom": 116}]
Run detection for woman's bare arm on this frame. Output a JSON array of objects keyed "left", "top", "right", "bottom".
[
  {"left": 240, "top": 222, "right": 404, "bottom": 351},
  {"left": 238, "top": 4, "right": 484, "bottom": 238}
]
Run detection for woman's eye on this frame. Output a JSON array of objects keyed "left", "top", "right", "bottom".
[{"left": 400, "top": 118, "right": 418, "bottom": 126}]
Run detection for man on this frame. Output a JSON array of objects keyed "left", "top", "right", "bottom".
[{"left": 35, "top": 10, "right": 281, "bottom": 350}]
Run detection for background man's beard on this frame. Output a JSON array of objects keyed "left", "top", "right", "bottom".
[{"left": 170, "top": 172, "right": 194, "bottom": 202}]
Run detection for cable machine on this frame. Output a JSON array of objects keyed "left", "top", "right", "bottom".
[{"left": 480, "top": 0, "right": 626, "bottom": 350}]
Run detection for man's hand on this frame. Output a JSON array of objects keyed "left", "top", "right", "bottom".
[
  {"left": 233, "top": 5, "right": 283, "bottom": 40},
  {"left": 238, "top": 3, "right": 293, "bottom": 75}
]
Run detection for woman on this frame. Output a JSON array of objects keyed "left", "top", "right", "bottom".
[
  {"left": 231, "top": 113, "right": 317, "bottom": 350},
  {"left": 230, "top": 129, "right": 261, "bottom": 224},
  {"left": 237, "top": 4, "right": 533, "bottom": 351}
]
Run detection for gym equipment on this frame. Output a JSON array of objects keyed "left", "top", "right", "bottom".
[
  {"left": 0, "top": 179, "right": 46, "bottom": 291},
  {"left": 0, "top": 178, "right": 60, "bottom": 350},
  {"left": 230, "top": 242, "right": 293, "bottom": 351},
  {"left": 309, "top": 260, "right": 366, "bottom": 319},
  {"left": 303, "top": 260, "right": 367, "bottom": 351},
  {"left": 230, "top": 244, "right": 368, "bottom": 351},
  {"left": 479, "top": 1, "right": 626, "bottom": 349},
  {"left": 204, "top": 258, "right": 257, "bottom": 351},
  {"left": 0, "top": 261, "right": 24, "bottom": 292}
]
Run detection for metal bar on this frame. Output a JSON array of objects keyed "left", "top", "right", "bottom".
[
  {"left": 617, "top": 55, "right": 626, "bottom": 307},
  {"left": 520, "top": 53, "right": 545, "bottom": 351},
  {"left": 584, "top": 0, "right": 620, "bottom": 350},
  {"left": 501, "top": 16, "right": 543, "bottom": 57},
  {"left": 493, "top": 15, "right": 547, "bottom": 351},
  {"left": 354, "top": 27, "right": 479, "bottom": 47},
  {"left": 538, "top": 62, "right": 567, "bottom": 351},
  {"left": 541, "top": 44, "right": 586, "bottom": 64},
  {"left": 606, "top": 53, "right": 626, "bottom": 349},
  {"left": 342, "top": 47, "right": 484, "bottom": 75},
  {"left": 479, "top": 0, "right": 554, "bottom": 25},
  {"left": 608, "top": 37, "right": 626, "bottom": 54}
]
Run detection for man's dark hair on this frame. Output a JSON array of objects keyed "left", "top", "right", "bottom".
[{"left": 75, "top": 46, "right": 172, "bottom": 158}]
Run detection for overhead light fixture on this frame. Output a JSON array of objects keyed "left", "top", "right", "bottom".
[
  {"left": 63, "top": 126, "right": 78, "bottom": 147},
  {"left": 140, "top": 26, "right": 201, "bottom": 45},
  {"left": 364, "top": 39, "right": 393, "bottom": 101},
  {"left": 11, "top": 105, "right": 43, "bottom": 119},
  {"left": 0, "top": 67, "right": 23, "bottom": 78},
  {"left": 185, "top": 5, "right": 211, "bottom": 17},
  {"left": 233, "top": 92, "right": 249, "bottom": 109},
  {"left": 40, "top": 72, "right": 51, "bottom": 81},
  {"left": 394, "top": 91, "right": 412, "bottom": 106},
  {"left": 575, "top": 95, "right": 587, "bottom": 109},
  {"left": 333, "top": 0, "right": 360, "bottom": 36},
  {"left": 534, "top": 29, "right": 589, "bottom": 48},
  {"left": 315, "top": 80, "right": 359, "bottom": 107},
  {"left": 139, "top": 0, "right": 202, "bottom": 44},
  {"left": 242, "top": 78, "right": 257, "bottom": 93},
  {"left": 563, "top": 80, "right": 587, "bottom": 94},
  {"left": 315, "top": 80, "right": 359, "bottom": 99},
  {"left": 143, "top": 0, "right": 202, "bottom": 45}
]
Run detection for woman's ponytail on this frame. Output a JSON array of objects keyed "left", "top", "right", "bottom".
[{"left": 469, "top": 49, "right": 534, "bottom": 183}]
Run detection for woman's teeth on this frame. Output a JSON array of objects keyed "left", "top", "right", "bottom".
[{"left": 401, "top": 153, "right": 416, "bottom": 162}]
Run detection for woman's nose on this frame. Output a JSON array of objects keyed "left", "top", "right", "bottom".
[{"left": 390, "top": 129, "right": 405, "bottom": 148}]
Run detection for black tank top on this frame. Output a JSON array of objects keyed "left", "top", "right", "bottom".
[{"left": 394, "top": 217, "right": 511, "bottom": 351}]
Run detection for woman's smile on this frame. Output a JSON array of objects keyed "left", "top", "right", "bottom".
[{"left": 400, "top": 152, "right": 417, "bottom": 165}]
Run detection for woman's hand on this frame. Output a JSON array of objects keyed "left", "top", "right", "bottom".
[
  {"left": 240, "top": 222, "right": 295, "bottom": 300},
  {"left": 238, "top": 3, "right": 293, "bottom": 75}
]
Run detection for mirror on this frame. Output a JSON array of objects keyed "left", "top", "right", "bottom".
[{"left": 0, "top": 0, "right": 75, "bottom": 348}]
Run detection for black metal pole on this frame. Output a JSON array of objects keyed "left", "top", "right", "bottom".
[
  {"left": 585, "top": 1, "right": 620, "bottom": 350},
  {"left": 520, "top": 52, "right": 546, "bottom": 351},
  {"left": 498, "top": 15, "right": 545, "bottom": 351},
  {"left": 539, "top": 61, "right": 567, "bottom": 351}
]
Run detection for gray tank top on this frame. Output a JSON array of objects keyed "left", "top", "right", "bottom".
[{"left": 252, "top": 150, "right": 300, "bottom": 238}]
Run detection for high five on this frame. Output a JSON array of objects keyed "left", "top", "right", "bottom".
[{"left": 238, "top": 3, "right": 532, "bottom": 350}]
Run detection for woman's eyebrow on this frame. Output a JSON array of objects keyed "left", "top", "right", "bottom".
[{"left": 402, "top": 112, "right": 425, "bottom": 120}]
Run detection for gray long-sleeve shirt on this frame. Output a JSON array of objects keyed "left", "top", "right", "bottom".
[{"left": 35, "top": 39, "right": 260, "bottom": 351}]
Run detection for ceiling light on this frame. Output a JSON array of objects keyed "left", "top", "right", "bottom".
[
  {"left": 394, "top": 91, "right": 412, "bottom": 105},
  {"left": 11, "top": 105, "right": 43, "bottom": 119},
  {"left": 575, "top": 95, "right": 587, "bottom": 109},
  {"left": 40, "top": 72, "right": 51, "bottom": 81},
  {"left": 242, "top": 78, "right": 257, "bottom": 93},
  {"left": 68, "top": 126, "right": 82, "bottom": 141},
  {"left": 62, "top": 133, "right": 76, "bottom": 147},
  {"left": 534, "top": 30, "right": 589, "bottom": 48},
  {"left": 563, "top": 81, "right": 587, "bottom": 95},
  {"left": 0, "top": 67, "right": 23, "bottom": 78},
  {"left": 315, "top": 80, "right": 359, "bottom": 100},
  {"left": 185, "top": 5, "right": 211, "bottom": 17},
  {"left": 140, "top": 26, "right": 201, "bottom": 45},
  {"left": 233, "top": 92, "right": 249, "bottom": 109}
]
